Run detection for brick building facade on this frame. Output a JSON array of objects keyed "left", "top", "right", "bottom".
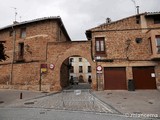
[
  {"left": 86, "top": 12, "right": 160, "bottom": 90},
  {"left": 0, "top": 12, "right": 160, "bottom": 92},
  {"left": 0, "top": 17, "right": 96, "bottom": 91}
]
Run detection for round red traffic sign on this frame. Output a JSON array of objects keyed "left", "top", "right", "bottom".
[
  {"left": 96, "top": 65, "right": 102, "bottom": 71},
  {"left": 50, "top": 64, "right": 55, "bottom": 69}
]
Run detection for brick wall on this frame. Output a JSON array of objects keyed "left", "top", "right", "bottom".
[
  {"left": 0, "top": 19, "right": 71, "bottom": 91},
  {"left": 89, "top": 14, "right": 160, "bottom": 90},
  {"left": 0, "top": 19, "right": 96, "bottom": 91},
  {"left": 91, "top": 15, "right": 155, "bottom": 60}
]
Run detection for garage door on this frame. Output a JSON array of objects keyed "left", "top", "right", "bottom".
[
  {"left": 133, "top": 67, "right": 156, "bottom": 89},
  {"left": 104, "top": 67, "right": 127, "bottom": 90}
]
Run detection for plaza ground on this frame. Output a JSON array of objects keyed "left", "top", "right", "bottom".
[{"left": 0, "top": 84, "right": 160, "bottom": 120}]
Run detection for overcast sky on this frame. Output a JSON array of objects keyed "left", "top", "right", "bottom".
[{"left": 0, "top": 0, "right": 160, "bottom": 40}]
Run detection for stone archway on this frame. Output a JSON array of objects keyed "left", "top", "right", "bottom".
[{"left": 47, "top": 41, "right": 96, "bottom": 91}]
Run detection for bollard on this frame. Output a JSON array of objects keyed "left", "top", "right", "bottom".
[{"left": 20, "top": 92, "right": 23, "bottom": 99}]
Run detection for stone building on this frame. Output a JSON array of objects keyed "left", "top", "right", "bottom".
[
  {"left": 69, "top": 57, "right": 91, "bottom": 83},
  {"left": 0, "top": 17, "right": 96, "bottom": 91},
  {"left": 86, "top": 12, "right": 160, "bottom": 90}
]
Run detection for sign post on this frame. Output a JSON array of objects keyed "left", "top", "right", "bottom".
[
  {"left": 96, "top": 65, "right": 102, "bottom": 73},
  {"left": 96, "top": 65, "right": 103, "bottom": 90},
  {"left": 39, "top": 64, "right": 47, "bottom": 91}
]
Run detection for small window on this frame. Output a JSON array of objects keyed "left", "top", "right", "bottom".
[
  {"left": 135, "top": 38, "right": 142, "bottom": 44},
  {"left": 156, "top": 35, "right": 160, "bottom": 54},
  {"left": 95, "top": 37, "right": 105, "bottom": 54},
  {"left": 70, "top": 58, "right": 73, "bottom": 63},
  {"left": 149, "top": 38, "right": 153, "bottom": 54},
  {"left": 9, "top": 30, "right": 13, "bottom": 37},
  {"left": 136, "top": 16, "right": 140, "bottom": 24},
  {"left": 20, "top": 28, "right": 26, "bottom": 38},
  {"left": 79, "top": 58, "right": 82, "bottom": 62},
  {"left": 18, "top": 43, "right": 24, "bottom": 59},
  {"left": 70, "top": 66, "right": 74, "bottom": 73},
  {"left": 88, "top": 66, "right": 91, "bottom": 73},
  {"left": 79, "top": 66, "right": 83, "bottom": 73},
  {"left": 154, "top": 16, "right": 160, "bottom": 24}
]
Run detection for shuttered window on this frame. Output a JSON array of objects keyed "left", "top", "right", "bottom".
[{"left": 95, "top": 37, "right": 105, "bottom": 54}]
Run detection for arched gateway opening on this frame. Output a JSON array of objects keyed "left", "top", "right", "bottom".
[
  {"left": 60, "top": 55, "right": 93, "bottom": 89},
  {"left": 48, "top": 41, "right": 96, "bottom": 91}
]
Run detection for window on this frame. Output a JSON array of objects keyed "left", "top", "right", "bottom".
[
  {"left": 70, "top": 58, "right": 73, "bottom": 63},
  {"left": 79, "top": 58, "right": 82, "bottom": 62},
  {"left": 18, "top": 43, "right": 24, "bottom": 59},
  {"left": 20, "top": 28, "right": 26, "bottom": 38},
  {"left": 136, "top": 16, "right": 140, "bottom": 24},
  {"left": 9, "top": 30, "right": 13, "bottom": 37},
  {"left": 154, "top": 16, "right": 160, "bottom": 24},
  {"left": 156, "top": 35, "right": 160, "bottom": 54},
  {"left": 95, "top": 37, "right": 105, "bottom": 54},
  {"left": 70, "top": 66, "right": 74, "bottom": 73},
  {"left": 135, "top": 38, "right": 142, "bottom": 44},
  {"left": 149, "top": 38, "right": 153, "bottom": 54},
  {"left": 79, "top": 66, "right": 83, "bottom": 73},
  {"left": 88, "top": 66, "right": 91, "bottom": 73}
]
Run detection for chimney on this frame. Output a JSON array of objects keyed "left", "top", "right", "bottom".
[
  {"left": 106, "top": 18, "right": 111, "bottom": 24},
  {"left": 13, "top": 21, "right": 19, "bottom": 24},
  {"left": 136, "top": 6, "right": 139, "bottom": 14}
]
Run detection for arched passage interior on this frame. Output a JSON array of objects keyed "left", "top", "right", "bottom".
[{"left": 60, "top": 55, "right": 93, "bottom": 89}]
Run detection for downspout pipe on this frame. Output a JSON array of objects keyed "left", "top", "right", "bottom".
[{"left": 10, "top": 25, "right": 16, "bottom": 85}]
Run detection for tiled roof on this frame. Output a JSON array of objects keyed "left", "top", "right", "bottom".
[
  {"left": 146, "top": 12, "right": 160, "bottom": 16},
  {"left": 0, "top": 16, "right": 60, "bottom": 31},
  {"left": 0, "top": 16, "right": 71, "bottom": 41},
  {"left": 87, "top": 12, "right": 160, "bottom": 31}
]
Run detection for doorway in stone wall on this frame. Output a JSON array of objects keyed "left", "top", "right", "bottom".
[{"left": 60, "top": 55, "right": 92, "bottom": 90}]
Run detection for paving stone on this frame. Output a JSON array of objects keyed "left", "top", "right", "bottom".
[{"left": 9, "top": 90, "right": 117, "bottom": 114}]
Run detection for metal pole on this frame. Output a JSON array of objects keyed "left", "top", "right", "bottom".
[
  {"left": 39, "top": 70, "right": 42, "bottom": 91},
  {"left": 96, "top": 61, "right": 98, "bottom": 91},
  {"left": 20, "top": 92, "right": 22, "bottom": 99},
  {"left": 10, "top": 26, "right": 16, "bottom": 85}
]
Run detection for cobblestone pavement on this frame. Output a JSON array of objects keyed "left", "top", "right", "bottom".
[{"left": 7, "top": 89, "right": 118, "bottom": 114}]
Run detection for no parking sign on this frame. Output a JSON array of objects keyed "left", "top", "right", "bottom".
[
  {"left": 50, "top": 64, "right": 55, "bottom": 70},
  {"left": 96, "top": 65, "right": 102, "bottom": 73}
]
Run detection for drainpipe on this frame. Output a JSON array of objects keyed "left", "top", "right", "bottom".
[
  {"left": 91, "top": 39, "right": 98, "bottom": 91},
  {"left": 39, "top": 68, "right": 42, "bottom": 91},
  {"left": 10, "top": 25, "right": 16, "bottom": 85},
  {"left": 45, "top": 42, "right": 49, "bottom": 61},
  {"left": 90, "top": 39, "right": 94, "bottom": 61},
  {"left": 96, "top": 60, "right": 98, "bottom": 91}
]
